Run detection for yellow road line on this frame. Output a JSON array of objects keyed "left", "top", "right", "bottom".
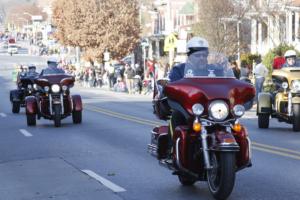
[
  {"left": 85, "top": 107, "right": 160, "bottom": 127},
  {"left": 86, "top": 105, "right": 162, "bottom": 125},
  {"left": 85, "top": 104, "right": 300, "bottom": 161},
  {"left": 252, "top": 142, "right": 300, "bottom": 156},
  {"left": 252, "top": 146, "right": 300, "bottom": 161}
]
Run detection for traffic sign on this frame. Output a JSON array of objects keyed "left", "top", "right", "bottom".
[{"left": 164, "top": 33, "right": 177, "bottom": 52}]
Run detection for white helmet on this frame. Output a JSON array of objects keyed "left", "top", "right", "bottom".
[
  {"left": 47, "top": 57, "right": 59, "bottom": 64},
  {"left": 284, "top": 50, "right": 296, "bottom": 58},
  {"left": 186, "top": 37, "right": 209, "bottom": 54}
]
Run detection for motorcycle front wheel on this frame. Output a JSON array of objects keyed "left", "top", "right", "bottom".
[
  {"left": 53, "top": 104, "right": 61, "bottom": 127},
  {"left": 207, "top": 152, "right": 236, "bottom": 200}
]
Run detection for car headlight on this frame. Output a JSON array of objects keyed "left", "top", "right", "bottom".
[
  {"left": 209, "top": 100, "right": 229, "bottom": 121},
  {"left": 282, "top": 82, "right": 288, "bottom": 89},
  {"left": 62, "top": 85, "right": 68, "bottom": 91},
  {"left": 233, "top": 104, "right": 245, "bottom": 117},
  {"left": 44, "top": 86, "right": 50, "bottom": 92},
  {"left": 192, "top": 103, "right": 204, "bottom": 116},
  {"left": 292, "top": 80, "right": 300, "bottom": 92},
  {"left": 51, "top": 84, "right": 60, "bottom": 93}
]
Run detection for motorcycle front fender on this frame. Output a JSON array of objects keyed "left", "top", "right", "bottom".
[
  {"left": 212, "top": 131, "right": 240, "bottom": 152},
  {"left": 25, "top": 96, "right": 37, "bottom": 114},
  {"left": 72, "top": 95, "right": 82, "bottom": 111}
]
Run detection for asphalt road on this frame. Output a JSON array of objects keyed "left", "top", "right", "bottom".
[{"left": 0, "top": 54, "right": 300, "bottom": 200}]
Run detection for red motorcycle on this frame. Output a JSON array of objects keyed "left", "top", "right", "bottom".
[
  {"left": 25, "top": 71, "right": 83, "bottom": 127},
  {"left": 149, "top": 54, "right": 255, "bottom": 199}
]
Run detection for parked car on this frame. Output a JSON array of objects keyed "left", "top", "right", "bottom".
[{"left": 7, "top": 44, "right": 18, "bottom": 55}]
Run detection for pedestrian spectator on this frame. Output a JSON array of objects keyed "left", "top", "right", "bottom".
[
  {"left": 240, "top": 60, "right": 250, "bottom": 78},
  {"left": 83, "top": 69, "right": 89, "bottom": 88},
  {"left": 124, "top": 64, "right": 135, "bottom": 94},
  {"left": 230, "top": 61, "right": 241, "bottom": 79},
  {"left": 254, "top": 57, "right": 269, "bottom": 101},
  {"left": 146, "top": 59, "right": 155, "bottom": 78},
  {"left": 272, "top": 49, "right": 285, "bottom": 70},
  {"left": 107, "top": 63, "right": 116, "bottom": 89},
  {"left": 163, "top": 63, "right": 170, "bottom": 78}
]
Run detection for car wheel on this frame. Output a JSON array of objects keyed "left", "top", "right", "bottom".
[
  {"left": 292, "top": 104, "right": 300, "bottom": 132},
  {"left": 258, "top": 113, "right": 269, "bottom": 129}
]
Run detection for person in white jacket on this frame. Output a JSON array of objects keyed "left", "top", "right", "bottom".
[{"left": 254, "top": 57, "right": 269, "bottom": 101}]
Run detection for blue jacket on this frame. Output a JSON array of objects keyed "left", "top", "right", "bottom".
[{"left": 168, "top": 63, "right": 185, "bottom": 82}]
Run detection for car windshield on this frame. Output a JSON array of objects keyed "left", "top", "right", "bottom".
[{"left": 184, "top": 52, "right": 234, "bottom": 78}]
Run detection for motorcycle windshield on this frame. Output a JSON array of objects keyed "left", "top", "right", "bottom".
[
  {"left": 184, "top": 52, "right": 234, "bottom": 78},
  {"left": 37, "top": 74, "right": 74, "bottom": 85}
]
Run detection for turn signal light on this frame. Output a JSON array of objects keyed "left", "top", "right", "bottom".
[
  {"left": 193, "top": 122, "right": 202, "bottom": 132},
  {"left": 232, "top": 123, "right": 242, "bottom": 132}
]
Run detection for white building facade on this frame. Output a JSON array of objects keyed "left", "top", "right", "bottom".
[{"left": 249, "top": 0, "right": 300, "bottom": 55}]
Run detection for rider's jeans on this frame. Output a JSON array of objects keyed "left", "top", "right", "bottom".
[{"left": 255, "top": 77, "right": 265, "bottom": 101}]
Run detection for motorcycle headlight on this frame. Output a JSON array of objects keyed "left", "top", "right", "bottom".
[
  {"left": 209, "top": 100, "right": 229, "bottom": 121},
  {"left": 33, "top": 84, "right": 38, "bottom": 90},
  {"left": 192, "top": 103, "right": 204, "bottom": 116},
  {"left": 51, "top": 84, "right": 60, "bottom": 93},
  {"left": 62, "top": 85, "right": 68, "bottom": 91},
  {"left": 44, "top": 86, "right": 50, "bottom": 92},
  {"left": 233, "top": 104, "right": 245, "bottom": 117},
  {"left": 27, "top": 85, "right": 32, "bottom": 89},
  {"left": 292, "top": 80, "right": 300, "bottom": 92}
]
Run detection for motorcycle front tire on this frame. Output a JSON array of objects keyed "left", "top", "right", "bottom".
[
  {"left": 53, "top": 104, "right": 61, "bottom": 127},
  {"left": 207, "top": 152, "right": 236, "bottom": 200}
]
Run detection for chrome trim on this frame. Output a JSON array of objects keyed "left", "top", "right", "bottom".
[
  {"left": 176, "top": 138, "right": 181, "bottom": 168},
  {"left": 200, "top": 118, "right": 235, "bottom": 126},
  {"left": 49, "top": 94, "right": 53, "bottom": 115},
  {"left": 60, "top": 93, "right": 64, "bottom": 114},
  {"left": 288, "top": 91, "right": 292, "bottom": 116},
  {"left": 201, "top": 127, "right": 212, "bottom": 169},
  {"left": 247, "top": 136, "right": 252, "bottom": 161}
]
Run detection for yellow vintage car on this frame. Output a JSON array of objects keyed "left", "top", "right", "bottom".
[{"left": 257, "top": 67, "right": 300, "bottom": 131}]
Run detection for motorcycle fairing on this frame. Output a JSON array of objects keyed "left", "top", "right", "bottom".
[{"left": 164, "top": 78, "right": 255, "bottom": 115}]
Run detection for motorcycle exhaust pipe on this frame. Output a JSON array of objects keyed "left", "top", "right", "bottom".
[{"left": 147, "top": 144, "right": 158, "bottom": 158}]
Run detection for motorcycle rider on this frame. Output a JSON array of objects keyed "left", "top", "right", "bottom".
[
  {"left": 169, "top": 37, "right": 209, "bottom": 82},
  {"left": 26, "top": 65, "right": 39, "bottom": 77},
  {"left": 283, "top": 50, "right": 298, "bottom": 67},
  {"left": 40, "top": 57, "right": 65, "bottom": 76},
  {"left": 164, "top": 37, "right": 212, "bottom": 159}
]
